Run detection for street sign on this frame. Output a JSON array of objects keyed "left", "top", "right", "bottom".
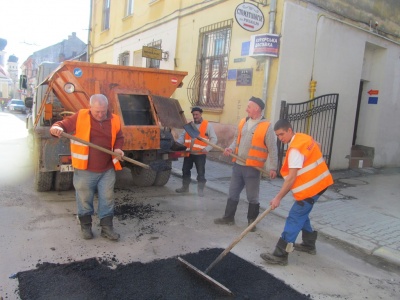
[
  {"left": 368, "top": 89, "right": 379, "bottom": 95},
  {"left": 368, "top": 97, "right": 378, "bottom": 104}
]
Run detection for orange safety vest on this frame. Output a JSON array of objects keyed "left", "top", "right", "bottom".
[
  {"left": 233, "top": 118, "right": 270, "bottom": 167},
  {"left": 184, "top": 120, "right": 209, "bottom": 152},
  {"left": 71, "top": 109, "right": 122, "bottom": 171},
  {"left": 280, "top": 133, "right": 333, "bottom": 200}
]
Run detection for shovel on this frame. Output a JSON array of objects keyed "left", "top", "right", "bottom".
[
  {"left": 183, "top": 122, "right": 270, "bottom": 177},
  {"left": 178, "top": 206, "right": 273, "bottom": 296},
  {"left": 60, "top": 132, "right": 168, "bottom": 171}
]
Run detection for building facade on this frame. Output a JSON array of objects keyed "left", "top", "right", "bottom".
[
  {"left": 20, "top": 32, "right": 86, "bottom": 99},
  {"left": 88, "top": 0, "right": 400, "bottom": 169},
  {"left": 0, "top": 38, "right": 13, "bottom": 101}
]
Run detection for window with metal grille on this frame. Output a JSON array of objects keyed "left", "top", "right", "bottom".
[
  {"left": 102, "top": 0, "right": 111, "bottom": 31},
  {"left": 187, "top": 19, "right": 232, "bottom": 109},
  {"left": 119, "top": 52, "right": 130, "bottom": 66},
  {"left": 146, "top": 40, "right": 161, "bottom": 69}
]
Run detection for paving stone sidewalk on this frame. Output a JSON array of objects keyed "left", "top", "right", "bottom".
[{"left": 171, "top": 159, "right": 400, "bottom": 267}]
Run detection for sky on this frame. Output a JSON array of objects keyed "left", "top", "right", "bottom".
[{"left": 0, "top": 0, "right": 91, "bottom": 66}]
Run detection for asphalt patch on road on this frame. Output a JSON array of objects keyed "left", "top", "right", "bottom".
[
  {"left": 17, "top": 248, "right": 310, "bottom": 299},
  {"left": 113, "top": 198, "right": 168, "bottom": 239},
  {"left": 114, "top": 202, "right": 157, "bottom": 221}
]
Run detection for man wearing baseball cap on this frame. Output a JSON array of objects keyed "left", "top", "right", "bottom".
[
  {"left": 175, "top": 106, "right": 217, "bottom": 197},
  {"left": 214, "top": 96, "right": 278, "bottom": 231}
]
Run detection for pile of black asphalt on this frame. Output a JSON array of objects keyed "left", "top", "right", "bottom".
[{"left": 17, "top": 248, "right": 310, "bottom": 299}]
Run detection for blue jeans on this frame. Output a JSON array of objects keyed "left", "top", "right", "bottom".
[
  {"left": 228, "top": 163, "right": 261, "bottom": 204},
  {"left": 281, "top": 194, "right": 322, "bottom": 243},
  {"left": 73, "top": 168, "right": 116, "bottom": 219}
]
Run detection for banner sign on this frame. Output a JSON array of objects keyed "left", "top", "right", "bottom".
[{"left": 249, "top": 33, "right": 280, "bottom": 57}]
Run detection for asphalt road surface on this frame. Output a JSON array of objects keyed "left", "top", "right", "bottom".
[{"left": 0, "top": 111, "right": 399, "bottom": 299}]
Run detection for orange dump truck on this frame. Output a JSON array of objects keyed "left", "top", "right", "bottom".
[{"left": 26, "top": 61, "right": 188, "bottom": 191}]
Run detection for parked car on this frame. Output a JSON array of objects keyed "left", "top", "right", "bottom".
[{"left": 7, "top": 99, "right": 27, "bottom": 114}]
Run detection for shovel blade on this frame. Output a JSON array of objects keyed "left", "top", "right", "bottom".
[
  {"left": 177, "top": 257, "right": 234, "bottom": 296},
  {"left": 183, "top": 122, "right": 200, "bottom": 139}
]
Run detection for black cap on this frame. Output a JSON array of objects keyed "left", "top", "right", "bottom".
[
  {"left": 249, "top": 96, "right": 265, "bottom": 110},
  {"left": 191, "top": 106, "right": 203, "bottom": 113}
]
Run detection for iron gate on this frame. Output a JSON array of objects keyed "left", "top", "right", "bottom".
[{"left": 277, "top": 94, "right": 339, "bottom": 172}]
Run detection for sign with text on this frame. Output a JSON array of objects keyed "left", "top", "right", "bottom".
[
  {"left": 142, "top": 46, "right": 162, "bottom": 60},
  {"left": 235, "top": 3, "right": 264, "bottom": 32},
  {"left": 236, "top": 68, "right": 253, "bottom": 86},
  {"left": 249, "top": 33, "right": 280, "bottom": 57}
]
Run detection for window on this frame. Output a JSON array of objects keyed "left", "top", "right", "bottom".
[
  {"left": 125, "top": 0, "right": 134, "bottom": 16},
  {"left": 146, "top": 40, "right": 162, "bottom": 69},
  {"left": 118, "top": 52, "right": 130, "bottom": 66},
  {"left": 187, "top": 20, "right": 233, "bottom": 109},
  {"left": 102, "top": 0, "right": 111, "bottom": 31},
  {"left": 133, "top": 50, "right": 143, "bottom": 67}
]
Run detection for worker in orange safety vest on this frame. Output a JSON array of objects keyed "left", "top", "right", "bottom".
[
  {"left": 175, "top": 106, "right": 217, "bottom": 197},
  {"left": 50, "top": 94, "right": 124, "bottom": 241},
  {"left": 260, "top": 119, "right": 334, "bottom": 266},
  {"left": 214, "top": 97, "right": 278, "bottom": 231}
]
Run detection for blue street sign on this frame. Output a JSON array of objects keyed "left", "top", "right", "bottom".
[
  {"left": 368, "top": 97, "right": 378, "bottom": 104},
  {"left": 73, "top": 68, "right": 83, "bottom": 77}
]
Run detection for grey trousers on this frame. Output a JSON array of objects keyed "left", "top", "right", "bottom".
[{"left": 228, "top": 163, "right": 261, "bottom": 204}]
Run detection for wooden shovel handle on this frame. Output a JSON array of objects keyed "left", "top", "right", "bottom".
[
  {"left": 60, "top": 132, "right": 151, "bottom": 170},
  {"left": 205, "top": 206, "right": 273, "bottom": 274},
  {"left": 196, "top": 136, "right": 270, "bottom": 176}
]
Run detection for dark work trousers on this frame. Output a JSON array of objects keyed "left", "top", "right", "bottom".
[
  {"left": 182, "top": 154, "right": 207, "bottom": 183},
  {"left": 228, "top": 163, "right": 261, "bottom": 204}
]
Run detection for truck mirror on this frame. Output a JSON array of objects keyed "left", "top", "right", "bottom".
[
  {"left": 19, "top": 75, "right": 28, "bottom": 89},
  {"left": 25, "top": 97, "right": 33, "bottom": 109}
]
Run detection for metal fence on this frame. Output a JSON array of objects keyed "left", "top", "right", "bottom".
[{"left": 277, "top": 94, "right": 339, "bottom": 172}]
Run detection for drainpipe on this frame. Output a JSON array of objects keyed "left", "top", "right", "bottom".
[
  {"left": 261, "top": 0, "right": 277, "bottom": 114},
  {"left": 309, "top": 80, "right": 317, "bottom": 99},
  {"left": 87, "top": 0, "right": 93, "bottom": 62}
]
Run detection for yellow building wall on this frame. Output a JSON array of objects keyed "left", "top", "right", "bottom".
[
  {"left": 173, "top": 0, "right": 281, "bottom": 127},
  {"left": 89, "top": 0, "right": 182, "bottom": 63},
  {"left": 89, "top": 0, "right": 284, "bottom": 130}
]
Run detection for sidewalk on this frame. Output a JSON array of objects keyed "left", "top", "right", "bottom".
[{"left": 171, "top": 159, "right": 400, "bottom": 267}]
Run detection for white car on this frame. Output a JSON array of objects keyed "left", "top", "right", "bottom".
[{"left": 7, "top": 99, "right": 27, "bottom": 114}]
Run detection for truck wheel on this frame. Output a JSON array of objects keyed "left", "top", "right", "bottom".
[
  {"left": 153, "top": 161, "right": 172, "bottom": 186},
  {"left": 131, "top": 167, "right": 156, "bottom": 187},
  {"left": 33, "top": 141, "right": 54, "bottom": 192},
  {"left": 34, "top": 164, "right": 54, "bottom": 192},
  {"left": 54, "top": 172, "right": 74, "bottom": 191}
]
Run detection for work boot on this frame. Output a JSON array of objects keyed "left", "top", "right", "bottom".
[
  {"left": 197, "top": 182, "right": 206, "bottom": 197},
  {"left": 260, "top": 238, "right": 290, "bottom": 266},
  {"left": 214, "top": 200, "right": 238, "bottom": 225},
  {"left": 247, "top": 203, "right": 260, "bottom": 232},
  {"left": 78, "top": 215, "right": 93, "bottom": 240},
  {"left": 175, "top": 178, "right": 190, "bottom": 193},
  {"left": 100, "top": 216, "right": 120, "bottom": 241},
  {"left": 295, "top": 230, "right": 318, "bottom": 255}
]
